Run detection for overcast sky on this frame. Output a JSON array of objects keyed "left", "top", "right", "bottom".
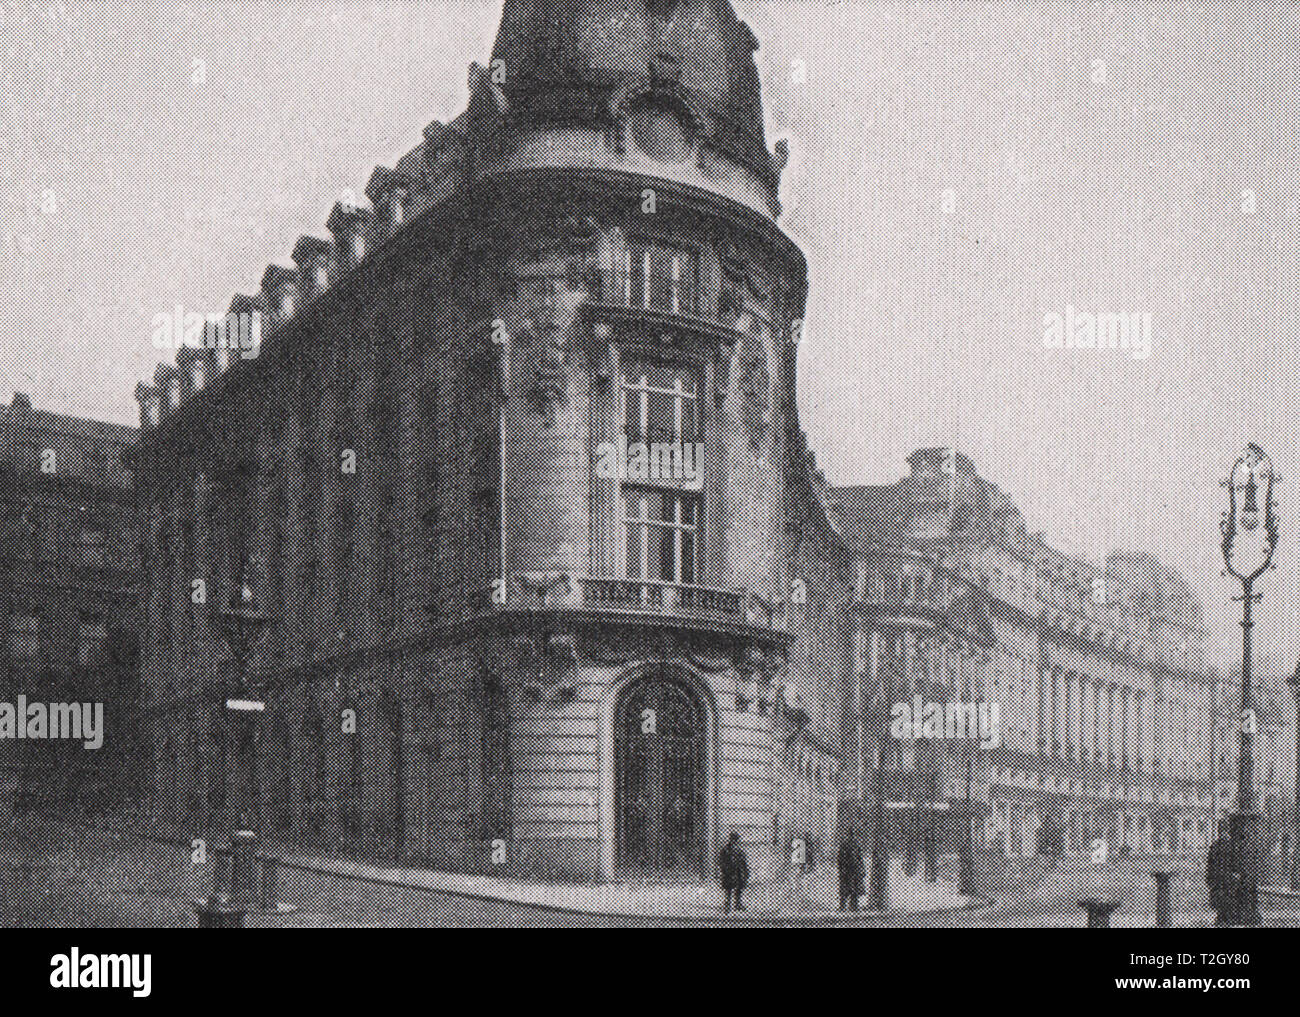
[{"left": 2, "top": 1, "right": 1298, "bottom": 670}]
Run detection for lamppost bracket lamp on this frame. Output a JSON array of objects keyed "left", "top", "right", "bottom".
[{"left": 1221, "top": 443, "right": 1278, "bottom": 583}]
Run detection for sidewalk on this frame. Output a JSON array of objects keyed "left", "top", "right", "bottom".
[
  {"left": 111, "top": 817, "right": 984, "bottom": 922},
  {"left": 264, "top": 851, "right": 983, "bottom": 922}
]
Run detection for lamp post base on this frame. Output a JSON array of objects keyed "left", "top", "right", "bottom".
[{"left": 228, "top": 829, "right": 259, "bottom": 911}]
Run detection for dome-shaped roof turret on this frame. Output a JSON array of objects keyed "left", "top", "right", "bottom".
[{"left": 489, "top": 0, "right": 775, "bottom": 186}]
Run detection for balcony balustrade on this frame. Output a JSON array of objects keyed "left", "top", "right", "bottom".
[{"left": 467, "top": 575, "right": 781, "bottom": 631}]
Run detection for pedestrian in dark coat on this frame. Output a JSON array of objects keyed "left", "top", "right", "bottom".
[
  {"left": 1206, "top": 835, "right": 1235, "bottom": 926},
  {"left": 718, "top": 830, "right": 750, "bottom": 913},
  {"left": 838, "top": 828, "right": 866, "bottom": 911}
]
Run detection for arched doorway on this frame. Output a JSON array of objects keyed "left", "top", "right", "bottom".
[{"left": 615, "top": 668, "right": 707, "bottom": 878}]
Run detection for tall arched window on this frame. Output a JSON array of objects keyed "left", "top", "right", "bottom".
[{"left": 615, "top": 668, "right": 706, "bottom": 875}]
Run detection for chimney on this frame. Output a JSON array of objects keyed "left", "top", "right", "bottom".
[
  {"left": 366, "top": 166, "right": 411, "bottom": 232},
  {"left": 135, "top": 383, "right": 160, "bottom": 428}
]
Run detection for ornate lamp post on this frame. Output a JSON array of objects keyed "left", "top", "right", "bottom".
[
  {"left": 1220, "top": 443, "right": 1278, "bottom": 925},
  {"left": 215, "top": 558, "right": 270, "bottom": 909}
]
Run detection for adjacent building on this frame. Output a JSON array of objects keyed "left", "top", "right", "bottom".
[
  {"left": 822, "top": 450, "right": 1225, "bottom": 860},
  {"left": 0, "top": 394, "right": 140, "bottom": 813}
]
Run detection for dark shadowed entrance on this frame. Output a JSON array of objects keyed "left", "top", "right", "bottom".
[{"left": 615, "top": 668, "right": 706, "bottom": 878}]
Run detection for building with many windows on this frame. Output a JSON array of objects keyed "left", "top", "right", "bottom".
[
  {"left": 131, "top": 0, "right": 1258, "bottom": 884},
  {"left": 0, "top": 393, "right": 140, "bottom": 813},
  {"left": 825, "top": 449, "right": 1224, "bottom": 861},
  {"left": 134, "top": 0, "right": 819, "bottom": 881}
]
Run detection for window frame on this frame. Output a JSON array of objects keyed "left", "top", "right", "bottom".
[
  {"left": 616, "top": 357, "right": 704, "bottom": 585},
  {"left": 621, "top": 239, "right": 700, "bottom": 316}
]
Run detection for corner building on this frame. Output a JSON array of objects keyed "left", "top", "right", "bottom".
[{"left": 135, "top": 0, "right": 816, "bottom": 881}]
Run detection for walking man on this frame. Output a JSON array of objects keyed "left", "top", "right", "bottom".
[
  {"left": 718, "top": 830, "right": 750, "bottom": 913},
  {"left": 838, "top": 827, "right": 866, "bottom": 911},
  {"left": 1206, "top": 833, "right": 1236, "bottom": 926}
]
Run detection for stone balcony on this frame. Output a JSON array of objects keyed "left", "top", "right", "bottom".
[{"left": 465, "top": 573, "right": 786, "bottom": 640}]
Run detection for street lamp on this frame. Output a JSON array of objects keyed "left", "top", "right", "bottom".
[
  {"left": 1220, "top": 443, "right": 1278, "bottom": 926},
  {"left": 215, "top": 557, "right": 270, "bottom": 910},
  {"left": 1289, "top": 661, "right": 1300, "bottom": 892}
]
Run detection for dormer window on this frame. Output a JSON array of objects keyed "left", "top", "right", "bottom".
[
  {"left": 136, "top": 385, "right": 160, "bottom": 427},
  {"left": 351, "top": 234, "right": 366, "bottom": 263},
  {"left": 168, "top": 380, "right": 181, "bottom": 407},
  {"left": 191, "top": 360, "right": 205, "bottom": 392},
  {"left": 314, "top": 263, "right": 329, "bottom": 291},
  {"left": 388, "top": 187, "right": 408, "bottom": 229},
  {"left": 279, "top": 287, "right": 295, "bottom": 318}
]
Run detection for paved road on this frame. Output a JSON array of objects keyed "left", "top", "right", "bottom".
[{"left": 5, "top": 817, "right": 1298, "bottom": 927}]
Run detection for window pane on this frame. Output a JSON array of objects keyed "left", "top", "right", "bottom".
[
  {"left": 650, "top": 251, "right": 673, "bottom": 311},
  {"left": 9, "top": 613, "right": 39, "bottom": 663},
  {"left": 78, "top": 618, "right": 108, "bottom": 667},
  {"left": 680, "top": 530, "right": 695, "bottom": 584},
  {"left": 624, "top": 389, "right": 644, "bottom": 443},
  {"left": 647, "top": 391, "right": 676, "bottom": 441},
  {"left": 654, "top": 526, "right": 676, "bottom": 582},
  {"left": 626, "top": 523, "right": 644, "bottom": 579},
  {"left": 681, "top": 399, "right": 699, "bottom": 442},
  {"left": 80, "top": 530, "right": 106, "bottom": 566},
  {"left": 625, "top": 243, "right": 698, "bottom": 314}
]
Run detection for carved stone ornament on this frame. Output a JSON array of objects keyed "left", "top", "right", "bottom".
[
  {"left": 511, "top": 629, "right": 579, "bottom": 704},
  {"left": 714, "top": 337, "right": 735, "bottom": 403},
  {"left": 687, "top": 649, "right": 733, "bottom": 674},
  {"left": 516, "top": 571, "right": 577, "bottom": 608},
  {"left": 735, "top": 644, "right": 767, "bottom": 677},
  {"left": 738, "top": 334, "right": 771, "bottom": 450},
  {"left": 581, "top": 635, "right": 639, "bottom": 667},
  {"left": 720, "top": 238, "right": 771, "bottom": 304},
  {"left": 496, "top": 246, "right": 595, "bottom": 424}
]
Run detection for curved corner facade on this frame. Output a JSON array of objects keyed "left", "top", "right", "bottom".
[{"left": 132, "top": 0, "right": 821, "bottom": 883}]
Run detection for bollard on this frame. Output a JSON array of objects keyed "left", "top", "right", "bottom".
[
  {"left": 1078, "top": 898, "right": 1120, "bottom": 928},
  {"left": 259, "top": 854, "right": 278, "bottom": 912},
  {"left": 215, "top": 849, "right": 231, "bottom": 892},
  {"left": 1151, "top": 871, "right": 1173, "bottom": 928}
]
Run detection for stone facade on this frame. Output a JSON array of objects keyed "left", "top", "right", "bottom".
[
  {"left": 134, "top": 0, "right": 822, "bottom": 882},
  {"left": 827, "top": 449, "right": 1227, "bottom": 860}
]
